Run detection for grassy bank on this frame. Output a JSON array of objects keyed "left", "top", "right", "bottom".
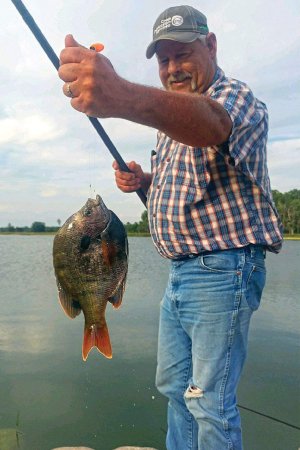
[{"left": 283, "top": 234, "right": 300, "bottom": 240}]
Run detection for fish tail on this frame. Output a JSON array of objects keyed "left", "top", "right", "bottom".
[{"left": 82, "top": 323, "right": 112, "bottom": 361}]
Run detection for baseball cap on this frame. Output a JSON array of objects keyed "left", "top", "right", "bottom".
[{"left": 146, "top": 5, "right": 209, "bottom": 59}]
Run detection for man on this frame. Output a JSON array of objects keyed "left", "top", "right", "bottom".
[{"left": 59, "top": 5, "right": 283, "bottom": 449}]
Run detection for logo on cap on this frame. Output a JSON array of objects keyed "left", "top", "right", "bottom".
[{"left": 172, "top": 15, "right": 184, "bottom": 26}]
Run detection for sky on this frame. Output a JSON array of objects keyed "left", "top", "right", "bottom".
[{"left": 1, "top": 0, "right": 299, "bottom": 227}]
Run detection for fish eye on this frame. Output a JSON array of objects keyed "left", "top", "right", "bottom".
[{"left": 84, "top": 209, "right": 92, "bottom": 216}]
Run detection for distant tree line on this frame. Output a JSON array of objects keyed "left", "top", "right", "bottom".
[
  {"left": 0, "top": 221, "right": 60, "bottom": 233},
  {"left": 124, "top": 210, "right": 149, "bottom": 234},
  {"left": 272, "top": 189, "right": 300, "bottom": 235},
  {"left": 0, "top": 190, "right": 299, "bottom": 235}
]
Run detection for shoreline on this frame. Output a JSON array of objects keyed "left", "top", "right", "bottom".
[{"left": 0, "top": 232, "right": 299, "bottom": 240}]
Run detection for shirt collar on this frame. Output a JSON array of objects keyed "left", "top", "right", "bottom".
[{"left": 203, "top": 66, "right": 225, "bottom": 96}]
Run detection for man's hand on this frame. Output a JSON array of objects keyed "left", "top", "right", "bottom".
[
  {"left": 58, "top": 36, "right": 231, "bottom": 147},
  {"left": 58, "top": 34, "right": 124, "bottom": 117},
  {"left": 112, "top": 161, "right": 151, "bottom": 194}
]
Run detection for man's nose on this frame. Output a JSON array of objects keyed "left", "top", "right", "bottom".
[{"left": 167, "top": 59, "right": 180, "bottom": 74}]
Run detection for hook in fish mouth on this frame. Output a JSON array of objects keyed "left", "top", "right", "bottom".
[
  {"left": 82, "top": 194, "right": 111, "bottom": 230},
  {"left": 95, "top": 194, "right": 101, "bottom": 205},
  {"left": 84, "top": 194, "right": 105, "bottom": 211},
  {"left": 95, "top": 195, "right": 110, "bottom": 220}
]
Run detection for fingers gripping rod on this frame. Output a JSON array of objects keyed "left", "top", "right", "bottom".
[{"left": 11, "top": 0, "right": 148, "bottom": 207}]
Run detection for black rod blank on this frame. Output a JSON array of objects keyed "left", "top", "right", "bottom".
[{"left": 11, "top": 0, "right": 147, "bottom": 207}]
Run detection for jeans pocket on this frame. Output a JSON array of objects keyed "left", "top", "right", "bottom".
[
  {"left": 199, "top": 253, "right": 239, "bottom": 273},
  {"left": 245, "top": 264, "right": 266, "bottom": 311}
]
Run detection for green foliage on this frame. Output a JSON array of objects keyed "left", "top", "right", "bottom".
[
  {"left": 31, "top": 221, "right": 46, "bottom": 232},
  {"left": 125, "top": 209, "right": 150, "bottom": 234},
  {"left": 7, "top": 223, "right": 15, "bottom": 232},
  {"left": 272, "top": 189, "right": 300, "bottom": 235},
  {"left": 45, "top": 226, "right": 60, "bottom": 232}
]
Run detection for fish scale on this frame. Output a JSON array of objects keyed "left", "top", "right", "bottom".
[{"left": 53, "top": 195, "right": 128, "bottom": 360}]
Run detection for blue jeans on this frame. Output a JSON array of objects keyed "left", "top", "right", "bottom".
[{"left": 156, "top": 245, "right": 266, "bottom": 450}]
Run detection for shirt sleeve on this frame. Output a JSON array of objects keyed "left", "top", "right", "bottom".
[{"left": 209, "top": 78, "right": 269, "bottom": 167}]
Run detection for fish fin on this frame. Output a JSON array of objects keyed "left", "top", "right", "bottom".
[
  {"left": 57, "top": 284, "right": 81, "bottom": 319},
  {"left": 108, "top": 293, "right": 122, "bottom": 309},
  {"left": 108, "top": 275, "right": 127, "bottom": 309},
  {"left": 82, "top": 323, "right": 112, "bottom": 361},
  {"left": 101, "top": 240, "right": 117, "bottom": 268}
]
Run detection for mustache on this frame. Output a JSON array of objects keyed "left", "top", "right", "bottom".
[
  {"left": 167, "top": 72, "right": 198, "bottom": 91},
  {"left": 168, "top": 71, "right": 192, "bottom": 84}
]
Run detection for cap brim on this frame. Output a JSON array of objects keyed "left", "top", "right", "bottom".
[{"left": 146, "top": 32, "right": 200, "bottom": 59}]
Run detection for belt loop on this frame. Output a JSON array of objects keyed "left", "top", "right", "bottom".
[{"left": 248, "top": 244, "right": 266, "bottom": 258}]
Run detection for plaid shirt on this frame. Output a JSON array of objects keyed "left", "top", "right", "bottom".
[{"left": 147, "top": 67, "right": 283, "bottom": 259}]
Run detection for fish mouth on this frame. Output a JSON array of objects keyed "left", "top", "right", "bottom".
[
  {"left": 95, "top": 194, "right": 109, "bottom": 216},
  {"left": 95, "top": 194, "right": 102, "bottom": 206},
  {"left": 94, "top": 194, "right": 112, "bottom": 233},
  {"left": 101, "top": 209, "right": 113, "bottom": 234},
  {"left": 83, "top": 195, "right": 102, "bottom": 211},
  {"left": 89, "top": 194, "right": 107, "bottom": 213},
  {"left": 82, "top": 194, "right": 110, "bottom": 228}
]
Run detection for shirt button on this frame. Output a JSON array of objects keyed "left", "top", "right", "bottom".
[
  {"left": 166, "top": 158, "right": 170, "bottom": 162},
  {"left": 153, "top": 213, "right": 156, "bottom": 217},
  {"left": 157, "top": 185, "right": 160, "bottom": 189}
]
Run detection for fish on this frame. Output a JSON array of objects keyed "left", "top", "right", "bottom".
[{"left": 53, "top": 195, "right": 128, "bottom": 361}]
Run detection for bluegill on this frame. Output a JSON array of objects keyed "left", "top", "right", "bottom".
[{"left": 53, "top": 195, "right": 128, "bottom": 360}]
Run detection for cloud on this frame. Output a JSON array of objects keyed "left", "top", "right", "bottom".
[
  {"left": 0, "top": 111, "right": 64, "bottom": 146},
  {"left": 268, "top": 138, "right": 300, "bottom": 192}
]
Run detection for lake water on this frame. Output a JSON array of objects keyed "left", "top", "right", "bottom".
[{"left": 0, "top": 236, "right": 299, "bottom": 450}]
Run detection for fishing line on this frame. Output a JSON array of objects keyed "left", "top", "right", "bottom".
[
  {"left": 160, "top": 404, "right": 300, "bottom": 433},
  {"left": 237, "top": 404, "right": 300, "bottom": 431},
  {"left": 11, "top": 0, "right": 147, "bottom": 207},
  {"left": 88, "top": 143, "right": 97, "bottom": 199}
]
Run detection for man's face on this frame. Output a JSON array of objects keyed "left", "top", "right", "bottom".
[{"left": 156, "top": 37, "right": 216, "bottom": 94}]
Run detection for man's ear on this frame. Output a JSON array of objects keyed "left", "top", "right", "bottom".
[{"left": 206, "top": 32, "right": 217, "bottom": 59}]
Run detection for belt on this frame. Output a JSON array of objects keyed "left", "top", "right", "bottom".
[
  {"left": 172, "top": 253, "right": 202, "bottom": 261},
  {"left": 172, "top": 244, "right": 267, "bottom": 261},
  {"left": 244, "top": 244, "right": 267, "bottom": 258}
]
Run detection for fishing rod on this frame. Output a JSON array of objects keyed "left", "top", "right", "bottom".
[{"left": 10, "top": 0, "right": 148, "bottom": 207}]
